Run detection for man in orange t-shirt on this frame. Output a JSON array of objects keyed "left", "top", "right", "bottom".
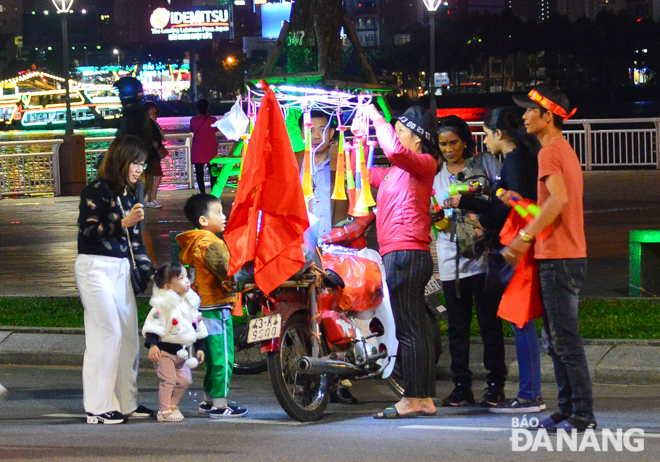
[{"left": 499, "top": 85, "right": 596, "bottom": 433}]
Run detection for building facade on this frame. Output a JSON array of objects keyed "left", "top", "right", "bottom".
[{"left": 0, "top": 0, "right": 23, "bottom": 75}]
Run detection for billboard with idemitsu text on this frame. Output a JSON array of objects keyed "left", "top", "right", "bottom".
[{"left": 150, "top": 5, "right": 234, "bottom": 41}]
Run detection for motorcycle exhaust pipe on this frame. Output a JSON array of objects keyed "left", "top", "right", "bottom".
[{"left": 297, "top": 357, "right": 369, "bottom": 377}]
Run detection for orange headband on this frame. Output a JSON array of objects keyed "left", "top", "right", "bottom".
[{"left": 528, "top": 89, "right": 577, "bottom": 122}]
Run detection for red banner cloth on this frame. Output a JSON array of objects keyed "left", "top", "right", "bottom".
[
  {"left": 497, "top": 209, "right": 543, "bottom": 328},
  {"left": 224, "top": 82, "right": 309, "bottom": 295}
]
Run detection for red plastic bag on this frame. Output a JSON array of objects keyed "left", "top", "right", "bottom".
[{"left": 322, "top": 252, "right": 384, "bottom": 312}]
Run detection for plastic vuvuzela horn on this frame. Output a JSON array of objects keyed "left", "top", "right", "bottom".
[
  {"left": 331, "top": 125, "right": 347, "bottom": 200},
  {"left": 353, "top": 138, "right": 374, "bottom": 216},
  {"left": 345, "top": 142, "right": 358, "bottom": 216},
  {"left": 301, "top": 123, "right": 314, "bottom": 203}
]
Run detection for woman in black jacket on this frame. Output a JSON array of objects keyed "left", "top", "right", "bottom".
[{"left": 75, "top": 135, "right": 155, "bottom": 424}]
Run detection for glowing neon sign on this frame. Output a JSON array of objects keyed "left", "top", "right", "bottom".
[{"left": 150, "top": 6, "right": 234, "bottom": 41}]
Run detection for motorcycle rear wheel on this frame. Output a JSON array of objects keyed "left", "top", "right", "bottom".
[
  {"left": 233, "top": 323, "right": 268, "bottom": 375},
  {"left": 267, "top": 313, "right": 330, "bottom": 422}
]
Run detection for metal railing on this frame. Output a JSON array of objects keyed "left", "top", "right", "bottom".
[
  {"left": 82, "top": 134, "right": 236, "bottom": 190},
  {"left": 468, "top": 118, "right": 660, "bottom": 170},
  {"left": 83, "top": 134, "right": 196, "bottom": 188},
  {"left": 2, "top": 117, "right": 660, "bottom": 198},
  {"left": 0, "top": 140, "right": 63, "bottom": 197}
]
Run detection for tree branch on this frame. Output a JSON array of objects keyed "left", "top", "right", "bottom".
[
  {"left": 342, "top": 16, "right": 378, "bottom": 84},
  {"left": 262, "top": 21, "right": 291, "bottom": 77}
]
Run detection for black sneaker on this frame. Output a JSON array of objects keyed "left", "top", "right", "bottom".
[
  {"left": 127, "top": 404, "right": 155, "bottom": 418},
  {"left": 478, "top": 382, "right": 505, "bottom": 407},
  {"left": 209, "top": 404, "right": 249, "bottom": 419},
  {"left": 441, "top": 383, "right": 476, "bottom": 407},
  {"left": 87, "top": 411, "right": 127, "bottom": 425},
  {"left": 199, "top": 402, "right": 213, "bottom": 415},
  {"left": 534, "top": 411, "right": 569, "bottom": 429},
  {"left": 489, "top": 397, "right": 545, "bottom": 414}
]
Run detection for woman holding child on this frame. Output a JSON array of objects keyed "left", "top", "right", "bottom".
[{"left": 75, "top": 135, "right": 155, "bottom": 425}]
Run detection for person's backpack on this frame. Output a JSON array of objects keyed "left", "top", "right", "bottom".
[
  {"left": 449, "top": 153, "right": 492, "bottom": 259},
  {"left": 452, "top": 210, "right": 487, "bottom": 260}
]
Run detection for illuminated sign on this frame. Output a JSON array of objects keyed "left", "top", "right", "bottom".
[
  {"left": 262, "top": 2, "right": 292, "bottom": 40},
  {"left": 150, "top": 6, "right": 234, "bottom": 41}
]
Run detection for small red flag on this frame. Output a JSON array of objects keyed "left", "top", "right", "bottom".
[
  {"left": 497, "top": 209, "right": 543, "bottom": 328},
  {"left": 224, "top": 82, "right": 309, "bottom": 295}
]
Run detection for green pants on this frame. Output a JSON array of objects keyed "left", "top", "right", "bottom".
[{"left": 202, "top": 309, "right": 234, "bottom": 399}]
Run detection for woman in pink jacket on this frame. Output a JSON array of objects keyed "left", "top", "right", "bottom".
[
  {"left": 367, "top": 105, "right": 441, "bottom": 419},
  {"left": 189, "top": 99, "right": 219, "bottom": 194}
]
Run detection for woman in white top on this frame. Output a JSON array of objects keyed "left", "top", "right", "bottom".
[{"left": 432, "top": 115, "right": 506, "bottom": 409}]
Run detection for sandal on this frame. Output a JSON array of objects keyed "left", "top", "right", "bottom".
[
  {"left": 170, "top": 406, "right": 184, "bottom": 420},
  {"left": 373, "top": 406, "right": 437, "bottom": 419},
  {"left": 157, "top": 410, "right": 184, "bottom": 422}
]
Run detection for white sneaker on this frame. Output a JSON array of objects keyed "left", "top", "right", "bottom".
[
  {"left": 145, "top": 201, "right": 162, "bottom": 209},
  {"left": 0, "top": 383, "right": 7, "bottom": 400}
]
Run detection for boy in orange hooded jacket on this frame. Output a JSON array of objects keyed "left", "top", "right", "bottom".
[{"left": 176, "top": 194, "right": 248, "bottom": 418}]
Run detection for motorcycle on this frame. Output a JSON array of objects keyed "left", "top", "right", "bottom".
[{"left": 226, "top": 213, "right": 442, "bottom": 422}]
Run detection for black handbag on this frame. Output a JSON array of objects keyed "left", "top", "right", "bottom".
[
  {"left": 129, "top": 258, "right": 149, "bottom": 295},
  {"left": 118, "top": 197, "right": 149, "bottom": 295}
]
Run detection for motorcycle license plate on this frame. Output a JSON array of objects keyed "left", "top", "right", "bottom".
[{"left": 247, "top": 313, "right": 282, "bottom": 344}]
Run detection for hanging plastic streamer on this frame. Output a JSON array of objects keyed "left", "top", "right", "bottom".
[
  {"left": 284, "top": 107, "right": 305, "bottom": 153},
  {"left": 238, "top": 99, "right": 256, "bottom": 180},
  {"left": 301, "top": 110, "right": 314, "bottom": 204}
]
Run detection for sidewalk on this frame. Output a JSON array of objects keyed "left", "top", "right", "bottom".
[{"left": 1, "top": 327, "right": 660, "bottom": 385}]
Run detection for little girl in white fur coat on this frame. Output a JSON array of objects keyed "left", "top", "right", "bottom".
[{"left": 142, "top": 263, "right": 208, "bottom": 422}]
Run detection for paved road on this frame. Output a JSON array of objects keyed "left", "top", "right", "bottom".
[
  {"left": 1, "top": 365, "right": 659, "bottom": 461},
  {"left": 2, "top": 170, "right": 660, "bottom": 297}
]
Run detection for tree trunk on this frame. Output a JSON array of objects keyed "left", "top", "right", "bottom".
[
  {"left": 342, "top": 16, "right": 378, "bottom": 84},
  {"left": 262, "top": 21, "right": 291, "bottom": 78},
  {"left": 312, "top": 0, "right": 344, "bottom": 78}
]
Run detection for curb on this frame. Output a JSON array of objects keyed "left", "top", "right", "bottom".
[{"left": 2, "top": 330, "right": 660, "bottom": 384}]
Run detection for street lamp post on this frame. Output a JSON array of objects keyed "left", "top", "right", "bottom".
[
  {"left": 52, "top": 0, "right": 75, "bottom": 136},
  {"left": 422, "top": 1, "right": 443, "bottom": 119}
]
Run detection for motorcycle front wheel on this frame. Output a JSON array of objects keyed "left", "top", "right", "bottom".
[
  {"left": 233, "top": 323, "right": 268, "bottom": 375},
  {"left": 267, "top": 313, "right": 330, "bottom": 422}
]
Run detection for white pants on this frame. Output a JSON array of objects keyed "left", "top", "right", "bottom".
[{"left": 75, "top": 254, "right": 140, "bottom": 415}]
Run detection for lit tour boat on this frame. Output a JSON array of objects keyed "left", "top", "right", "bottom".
[{"left": 0, "top": 71, "right": 123, "bottom": 129}]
